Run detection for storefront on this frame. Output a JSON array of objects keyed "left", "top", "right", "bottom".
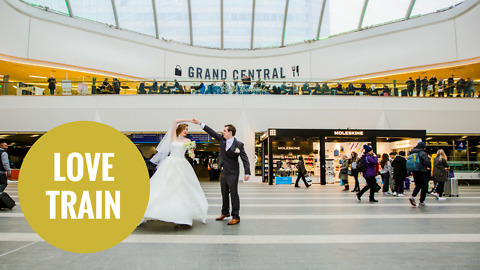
[{"left": 259, "top": 129, "right": 426, "bottom": 185}]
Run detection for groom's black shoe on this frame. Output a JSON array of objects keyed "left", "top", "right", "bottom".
[
  {"left": 215, "top": 214, "right": 230, "bottom": 221},
  {"left": 228, "top": 219, "right": 240, "bottom": 225}
]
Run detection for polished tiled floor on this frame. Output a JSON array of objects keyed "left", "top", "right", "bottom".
[{"left": 1, "top": 180, "right": 480, "bottom": 269}]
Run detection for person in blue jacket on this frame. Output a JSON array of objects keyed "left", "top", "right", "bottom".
[{"left": 356, "top": 145, "right": 379, "bottom": 203}]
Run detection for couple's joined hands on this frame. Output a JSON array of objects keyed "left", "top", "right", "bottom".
[
  {"left": 191, "top": 118, "right": 201, "bottom": 125},
  {"left": 174, "top": 118, "right": 201, "bottom": 125}
]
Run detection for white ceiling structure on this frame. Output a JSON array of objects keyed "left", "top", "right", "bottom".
[{"left": 20, "top": 0, "right": 464, "bottom": 49}]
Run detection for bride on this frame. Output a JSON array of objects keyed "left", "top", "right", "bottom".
[{"left": 140, "top": 119, "right": 208, "bottom": 226}]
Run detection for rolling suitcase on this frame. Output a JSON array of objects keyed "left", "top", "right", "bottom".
[
  {"left": 0, "top": 192, "right": 16, "bottom": 210},
  {"left": 444, "top": 178, "right": 459, "bottom": 197}
]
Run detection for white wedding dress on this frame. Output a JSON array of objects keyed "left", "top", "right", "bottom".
[{"left": 142, "top": 141, "right": 208, "bottom": 226}]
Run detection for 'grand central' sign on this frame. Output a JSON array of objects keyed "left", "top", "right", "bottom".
[{"left": 181, "top": 65, "right": 301, "bottom": 80}]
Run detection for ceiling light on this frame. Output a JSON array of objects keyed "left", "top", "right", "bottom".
[
  {"left": 426, "top": 137, "right": 432, "bottom": 140},
  {"left": 461, "top": 136, "right": 467, "bottom": 139},
  {"left": 29, "top": 75, "right": 47, "bottom": 79}
]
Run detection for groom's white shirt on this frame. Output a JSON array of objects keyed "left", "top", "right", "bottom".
[{"left": 225, "top": 138, "right": 234, "bottom": 151}]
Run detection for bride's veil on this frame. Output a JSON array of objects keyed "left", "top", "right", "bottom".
[{"left": 149, "top": 128, "right": 172, "bottom": 166}]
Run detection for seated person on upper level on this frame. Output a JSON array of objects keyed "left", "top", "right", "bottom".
[
  {"left": 331, "top": 83, "right": 343, "bottom": 94},
  {"left": 150, "top": 79, "right": 158, "bottom": 93},
  {"left": 311, "top": 83, "right": 321, "bottom": 95},
  {"left": 255, "top": 77, "right": 262, "bottom": 88},
  {"left": 370, "top": 84, "right": 377, "bottom": 95},
  {"left": 360, "top": 83, "right": 367, "bottom": 94},
  {"left": 347, "top": 83, "right": 355, "bottom": 95},
  {"left": 99, "top": 78, "right": 110, "bottom": 93},
  {"left": 221, "top": 80, "right": 227, "bottom": 93},
  {"left": 198, "top": 82, "right": 205, "bottom": 94},
  {"left": 242, "top": 76, "right": 251, "bottom": 86},
  {"left": 302, "top": 82, "right": 310, "bottom": 95},
  {"left": 232, "top": 80, "right": 239, "bottom": 93},
  {"left": 174, "top": 79, "right": 180, "bottom": 89},
  {"left": 138, "top": 82, "right": 146, "bottom": 94},
  {"left": 382, "top": 84, "right": 391, "bottom": 96}
]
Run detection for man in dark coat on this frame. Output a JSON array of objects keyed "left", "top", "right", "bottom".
[
  {"left": 193, "top": 119, "right": 250, "bottom": 225},
  {"left": 391, "top": 151, "right": 407, "bottom": 196}
]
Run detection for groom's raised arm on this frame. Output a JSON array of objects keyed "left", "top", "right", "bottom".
[{"left": 195, "top": 120, "right": 222, "bottom": 142}]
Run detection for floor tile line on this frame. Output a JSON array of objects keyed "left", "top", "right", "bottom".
[
  {"left": 0, "top": 241, "right": 38, "bottom": 257},
  {"left": 1, "top": 233, "right": 479, "bottom": 245},
  {"left": 2, "top": 213, "right": 480, "bottom": 220}
]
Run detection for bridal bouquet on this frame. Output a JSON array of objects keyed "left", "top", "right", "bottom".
[
  {"left": 185, "top": 141, "right": 196, "bottom": 150},
  {"left": 186, "top": 141, "right": 196, "bottom": 158}
]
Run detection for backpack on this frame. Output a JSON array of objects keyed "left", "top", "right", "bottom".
[
  {"left": 406, "top": 152, "right": 422, "bottom": 173},
  {"left": 356, "top": 156, "right": 368, "bottom": 173}
]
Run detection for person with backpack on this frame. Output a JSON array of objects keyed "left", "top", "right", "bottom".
[
  {"left": 356, "top": 145, "right": 379, "bottom": 203},
  {"left": 408, "top": 142, "right": 432, "bottom": 207}
]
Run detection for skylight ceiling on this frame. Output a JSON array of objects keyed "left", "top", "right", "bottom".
[{"left": 20, "top": 0, "right": 464, "bottom": 49}]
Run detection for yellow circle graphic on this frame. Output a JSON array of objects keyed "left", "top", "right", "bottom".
[{"left": 19, "top": 121, "right": 150, "bottom": 253}]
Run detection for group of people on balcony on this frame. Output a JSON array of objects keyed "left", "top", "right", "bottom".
[
  {"left": 405, "top": 75, "right": 476, "bottom": 97},
  {"left": 53, "top": 75, "right": 474, "bottom": 97}
]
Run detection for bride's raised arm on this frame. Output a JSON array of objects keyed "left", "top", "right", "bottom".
[{"left": 171, "top": 118, "right": 194, "bottom": 142}]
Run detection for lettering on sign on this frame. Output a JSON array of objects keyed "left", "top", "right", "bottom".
[
  {"left": 187, "top": 66, "right": 291, "bottom": 80},
  {"left": 278, "top": 146, "right": 301, "bottom": 150},
  {"left": 394, "top": 140, "right": 412, "bottom": 149},
  {"left": 333, "top": 131, "right": 364, "bottom": 136}
]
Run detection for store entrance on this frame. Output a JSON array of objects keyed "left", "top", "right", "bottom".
[
  {"left": 263, "top": 129, "right": 426, "bottom": 185},
  {"left": 325, "top": 137, "right": 371, "bottom": 184}
]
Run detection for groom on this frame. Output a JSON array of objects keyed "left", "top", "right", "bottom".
[{"left": 193, "top": 119, "right": 250, "bottom": 225}]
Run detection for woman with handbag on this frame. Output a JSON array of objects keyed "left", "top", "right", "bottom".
[
  {"left": 380, "top": 153, "right": 393, "bottom": 195},
  {"left": 295, "top": 156, "right": 310, "bottom": 188},
  {"left": 350, "top": 152, "right": 360, "bottom": 192},
  {"left": 339, "top": 154, "right": 350, "bottom": 191},
  {"left": 432, "top": 149, "right": 449, "bottom": 200}
]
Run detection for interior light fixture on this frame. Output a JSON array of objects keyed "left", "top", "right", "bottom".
[
  {"left": 461, "top": 136, "right": 468, "bottom": 139},
  {"left": 29, "top": 75, "right": 47, "bottom": 79}
]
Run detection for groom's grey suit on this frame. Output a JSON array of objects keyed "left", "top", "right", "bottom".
[{"left": 202, "top": 124, "right": 250, "bottom": 220}]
